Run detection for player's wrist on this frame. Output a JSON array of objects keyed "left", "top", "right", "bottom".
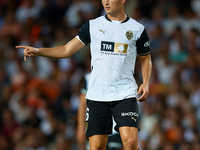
[
  {"left": 34, "top": 48, "right": 39, "bottom": 51},
  {"left": 33, "top": 47, "right": 40, "bottom": 55},
  {"left": 142, "top": 81, "right": 149, "bottom": 86},
  {"left": 142, "top": 82, "right": 150, "bottom": 90}
]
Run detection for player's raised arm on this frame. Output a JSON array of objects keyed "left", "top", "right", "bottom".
[{"left": 16, "top": 37, "right": 85, "bottom": 61}]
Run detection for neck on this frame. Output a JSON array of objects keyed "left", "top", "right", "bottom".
[{"left": 107, "top": 11, "right": 126, "bottom": 21}]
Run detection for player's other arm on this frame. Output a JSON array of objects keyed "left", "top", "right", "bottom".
[
  {"left": 137, "top": 54, "right": 152, "bottom": 102},
  {"left": 136, "top": 28, "right": 152, "bottom": 102},
  {"left": 16, "top": 38, "right": 85, "bottom": 61}
]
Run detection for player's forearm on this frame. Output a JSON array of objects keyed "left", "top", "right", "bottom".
[
  {"left": 37, "top": 38, "right": 85, "bottom": 58},
  {"left": 139, "top": 54, "right": 152, "bottom": 86},
  {"left": 37, "top": 46, "right": 68, "bottom": 58}
]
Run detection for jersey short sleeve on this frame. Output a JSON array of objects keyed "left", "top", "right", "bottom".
[
  {"left": 77, "top": 21, "right": 91, "bottom": 46},
  {"left": 136, "top": 28, "right": 150, "bottom": 56}
]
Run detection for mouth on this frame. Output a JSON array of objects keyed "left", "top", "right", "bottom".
[{"left": 105, "top": 7, "right": 110, "bottom": 11}]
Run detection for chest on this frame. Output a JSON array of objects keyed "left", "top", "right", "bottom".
[
  {"left": 91, "top": 24, "right": 137, "bottom": 45},
  {"left": 90, "top": 22, "right": 138, "bottom": 55}
]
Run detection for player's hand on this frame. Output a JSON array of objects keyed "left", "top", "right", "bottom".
[
  {"left": 137, "top": 83, "right": 149, "bottom": 102},
  {"left": 16, "top": 46, "right": 39, "bottom": 61}
]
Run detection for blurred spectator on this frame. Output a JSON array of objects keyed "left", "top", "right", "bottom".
[
  {"left": 163, "top": 5, "right": 183, "bottom": 36},
  {"left": 182, "top": 8, "right": 199, "bottom": 36},
  {"left": 0, "top": 134, "right": 10, "bottom": 150},
  {"left": 191, "top": 0, "right": 200, "bottom": 17},
  {"left": 149, "top": 24, "right": 166, "bottom": 55},
  {"left": 140, "top": 104, "right": 159, "bottom": 137},
  {"left": 15, "top": 0, "right": 40, "bottom": 23},
  {"left": 14, "top": 128, "right": 47, "bottom": 150},
  {"left": 154, "top": 42, "right": 176, "bottom": 84},
  {"left": 0, "top": 109, "right": 19, "bottom": 139},
  {"left": 40, "top": 0, "right": 68, "bottom": 24},
  {"left": 9, "top": 91, "right": 31, "bottom": 123},
  {"left": 0, "top": 10, "right": 22, "bottom": 40},
  {"left": 168, "top": 27, "right": 188, "bottom": 63},
  {"left": 64, "top": 0, "right": 94, "bottom": 27}
]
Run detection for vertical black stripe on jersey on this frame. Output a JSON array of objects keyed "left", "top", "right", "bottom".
[
  {"left": 136, "top": 28, "right": 150, "bottom": 56},
  {"left": 77, "top": 21, "right": 91, "bottom": 45}
]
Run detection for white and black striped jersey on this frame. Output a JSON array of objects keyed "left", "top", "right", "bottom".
[{"left": 76, "top": 15, "right": 150, "bottom": 101}]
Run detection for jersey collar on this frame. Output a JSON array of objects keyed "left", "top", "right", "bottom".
[{"left": 105, "top": 14, "right": 130, "bottom": 23}]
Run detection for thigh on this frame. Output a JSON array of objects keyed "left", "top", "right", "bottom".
[
  {"left": 86, "top": 100, "right": 113, "bottom": 137},
  {"left": 112, "top": 98, "right": 139, "bottom": 132},
  {"left": 89, "top": 135, "right": 108, "bottom": 150}
]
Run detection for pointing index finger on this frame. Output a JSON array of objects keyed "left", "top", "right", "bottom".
[{"left": 16, "top": 46, "right": 28, "bottom": 49}]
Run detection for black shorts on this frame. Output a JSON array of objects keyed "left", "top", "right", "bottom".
[{"left": 85, "top": 98, "right": 139, "bottom": 137}]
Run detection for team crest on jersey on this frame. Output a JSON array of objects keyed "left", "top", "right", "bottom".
[{"left": 126, "top": 30, "right": 133, "bottom": 40}]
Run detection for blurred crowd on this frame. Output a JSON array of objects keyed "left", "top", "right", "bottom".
[{"left": 0, "top": 0, "right": 200, "bottom": 150}]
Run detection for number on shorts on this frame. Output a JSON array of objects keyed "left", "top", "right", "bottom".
[{"left": 86, "top": 107, "right": 89, "bottom": 121}]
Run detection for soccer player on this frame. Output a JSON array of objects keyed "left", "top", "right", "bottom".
[{"left": 16, "top": 0, "right": 152, "bottom": 150}]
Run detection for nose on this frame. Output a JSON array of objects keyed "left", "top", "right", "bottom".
[{"left": 105, "top": 0, "right": 110, "bottom": 5}]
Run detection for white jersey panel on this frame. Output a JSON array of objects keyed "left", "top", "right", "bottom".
[{"left": 85, "top": 16, "right": 145, "bottom": 101}]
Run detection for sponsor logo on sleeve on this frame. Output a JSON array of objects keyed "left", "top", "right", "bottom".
[{"left": 144, "top": 41, "right": 150, "bottom": 47}]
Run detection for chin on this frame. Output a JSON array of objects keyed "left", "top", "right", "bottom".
[
  {"left": 106, "top": 11, "right": 112, "bottom": 15},
  {"left": 105, "top": 10, "right": 109, "bottom": 13},
  {"left": 104, "top": 9, "right": 111, "bottom": 14}
]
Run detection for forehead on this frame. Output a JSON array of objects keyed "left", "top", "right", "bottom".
[{"left": 102, "top": 0, "right": 122, "bottom": 3}]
